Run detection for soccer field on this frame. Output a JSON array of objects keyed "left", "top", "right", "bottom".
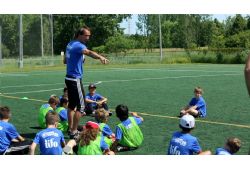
[{"left": 0, "top": 63, "right": 250, "bottom": 155}]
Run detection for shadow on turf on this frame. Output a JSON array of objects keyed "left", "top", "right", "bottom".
[
  {"left": 29, "top": 126, "right": 43, "bottom": 130},
  {"left": 21, "top": 132, "right": 37, "bottom": 139}
]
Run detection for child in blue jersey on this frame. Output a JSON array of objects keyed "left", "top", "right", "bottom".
[
  {"left": 30, "top": 111, "right": 66, "bottom": 155},
  {"left": 215, "top": 137, "right": 241, "bottom": 155},
  {"left": 0, "top": 106, "right": 31, "bottom": 155},
  {"left": 167, "top": 114, "right": 211, "bottom": 155},
  {"left": 85, "top": 83, "right": 112, "bottom": 116},
  {"left": 111, "top": 104, "right": 144, "bottom": 152},
  {"left": 95, "top": 108, "right": 115, "bottom": 146},
  {"left": 180, "top": 87, "right": 207, "bottom": 118}
]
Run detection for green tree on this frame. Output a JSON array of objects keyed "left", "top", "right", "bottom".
[
  {"left": 0, "top": 15, "right": 19, "bottom": 57},
  {"left": 53, "top": 14, "right": 130, "bottom": 54},
  {"left": 105, "top": 33, "right": 135, "bottom": 56},
  {"left": 226, "top": 14, "right": 247, "bottom": 36},
  {"left": 210, "top": 19, "right": 225, "bottom": 48}
]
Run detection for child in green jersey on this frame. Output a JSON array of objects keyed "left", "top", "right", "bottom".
[{"left": 111, "top": 104, "right": 144, "bottom": 152}]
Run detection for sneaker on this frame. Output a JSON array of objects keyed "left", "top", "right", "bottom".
[
  {"left": 81, "top": 112, "right": 86, "bottom": 117},
  {"left": 90, "top": 111, "right": 96, "bottom": 117},
  {"left": 63, "top": 146, "right": 73, "bottom": 155},
  {"left": 116, "top": 146, "right": 129, "bottom": 152},
  {"left": 69, "top": 131, "right": 80, "bottom": 140},
  {"left": 109, "top": 112, "right": 113, "bottom": 116}
]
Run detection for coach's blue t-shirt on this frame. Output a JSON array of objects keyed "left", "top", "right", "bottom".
[
  {"left": 115, "top": 117, "right": 142, "bottom": 141},
  {"left": 33, "top": 128, "right": 65, "bottom": 155},
  {"left": 167, "top": 131, "right": 201, "bottom": 155},
  {"left": 85, "top": 93, "right": 103, "bottom": 107},
  {"left": 189, "top": 96, "right": 207, "bottom": 117},
  {"left": 0, "top": 121, "right": 20, "bottom": 153},
  {"left": 66, "top": 40, "right": 87, "bottom": 79},
  {"left": 215, "top": 148, "right": 232, "bottom": 155}
]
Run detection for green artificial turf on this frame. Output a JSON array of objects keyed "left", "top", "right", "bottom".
[{"left": 1, "top": 63, "right": 249, "bottom": 155}]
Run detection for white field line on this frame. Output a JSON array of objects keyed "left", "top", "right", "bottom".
[
  {"left": 1, "top": 74, "right": 241, "bottom": 94},
  {"left": 30, "top": 68, "right": 241, "bottom": 75},
  {"left": 0, "top": 81, "right": 93, "bottom": 89},
  {"left": 0, "top": 69, "right": 241, "bottom": 89},
  {"left": 2, "top": 81, "right": 102, "bottom": 94},
  {"left": 0, "top": 73, "right": 29, "bottom": 77},
  {"left": 0, "top": 82, "right": 65, "bottom": 89},
  {"left": 100, "top": 73, "right": 241, "bottom": 83}
]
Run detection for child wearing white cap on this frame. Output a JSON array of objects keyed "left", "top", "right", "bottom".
[{"left": 167, "top": 114, "right": 211, "bottom": 155}]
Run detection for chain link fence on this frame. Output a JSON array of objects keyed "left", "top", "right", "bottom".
[
  {"left": 0, "top": 14, "right": 56, "bottom": 69},
  {"left": 0, "top": 14, "right": 249, "bottom": 71}
]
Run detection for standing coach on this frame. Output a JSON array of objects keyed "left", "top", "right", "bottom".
[{"left": 64, "top": 26, "right": 109, "bottom": 139}]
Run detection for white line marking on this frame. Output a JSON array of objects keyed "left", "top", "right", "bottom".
[
  {"left": 0, "top": 69, "right": 241, "bottom": 89},
  {"left": 3, "top": 88, "right": 64, "bottom": 94},
  {"left": 0, "top": 73, "right": 28, "bottom": 77},
  {"left": 1, "top": 81, "right": 91, "bottom": 89},
  {"left": 100, "top": 73, "right": 241, "bottom": 83},
  {"left": 0, "top": 82, "right": 65, "bottom": 89},
  {"left": 2, "top": 82, "right": 103, "bottom": 94},
  {"left": 1, "top": 74, "right": 240, "bottom": 94}
]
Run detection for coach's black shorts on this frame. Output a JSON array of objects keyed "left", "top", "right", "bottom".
[{"left": 65, "top": 75, "right": 85, "bottom": 113}]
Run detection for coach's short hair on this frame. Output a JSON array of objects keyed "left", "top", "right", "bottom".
[
  {"left": 116, "top": 104, "right": 129, "bottom": 121},
  {"left": 74, "top": 26, "right": 91, "bottom": 39},
  {"left": 45, "top": 111, "right": 59, "bottom": 125},
  {"left": 0, "top": 106, "right": 11, "bottom": 119}
]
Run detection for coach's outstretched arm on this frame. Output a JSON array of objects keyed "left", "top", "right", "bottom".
[
  {"left": 83, "top": 49, "right": 109, "bottom": 64},
  {"left": 244, "top": 53, "right": 250, "bottom": 96}
]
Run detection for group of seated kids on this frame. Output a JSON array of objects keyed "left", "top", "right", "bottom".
[
  {"left": 167, "top": 114, "right": 241, "bottom": 155},
  {"left": 0, "top": 85, "right": 242, "bottom": 155},
  {"left": 170, "top": 86, "right": 241, "bottom": 155},
  {"left": 32, "top": 103, "right": 144, "bottom": 155}
]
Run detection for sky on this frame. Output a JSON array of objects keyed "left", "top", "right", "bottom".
[{"left": 119, "top": 14, "right": 247, "bottom": 35}]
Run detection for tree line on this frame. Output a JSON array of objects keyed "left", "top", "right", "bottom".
[{"left": 0, "top": 14, "right": 250, "bottom": 58}]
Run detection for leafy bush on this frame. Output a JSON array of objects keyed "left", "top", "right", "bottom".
[
  {"left": 1, "top": 44, "right": 10, "bottom": 58},
  {"left": 162, "top": 56, "right": 191, "bottom": 64},
  {"left": 92, "top": 45, "right": 106, "bottom": 54},
  {"left": 216, "top": 52, "right": 224, "bottom": 64},
  {"left": 231, "top": 50, "right": 249, "bottom": 64}
]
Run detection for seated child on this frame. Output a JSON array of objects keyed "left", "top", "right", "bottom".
[
  {"left": 0, "top": 106, "right": 32, "bottom": 155},
  {"left": 167, "top": 114, "right": 211, "bottom": 155},
  {"left": 111, "top": 104, "right": 144, "bottom": 152},
  {"left": 56, "top": 97, "right": 69, "bottom": 132},
  {"left": 95, "top": 108, "right": 115, "bottom": 147},
  {"left": 180, "top": 87, "right": 207, "bottom": 118},
  {"left": 215, "top": 137, "right": 241, "bottom": 155},
  {"left": 85, "top": 83, "right": 112, "bottom": 116},
  {"left": 30, "top": 111, "right": 66, "bottom": 155},
  {"left": 63, "top": 121, "right": 114, "bottom": 155},
  {"left": 60, "top": 87, "right": 68, "bottom": 100},
  {"left": 38, "top": 96, "right": 59, "bottom": 128}
]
